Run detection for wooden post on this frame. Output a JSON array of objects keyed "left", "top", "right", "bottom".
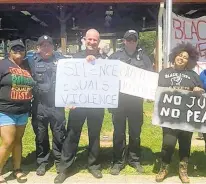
[
  {"left": 59, "top": 6, "right": 67, "bottom": 55},
  {"left": 112, "top": 38, "right": 116, "bottom": 52},
  {"left": 154, "top": 39, "right": 159, "bottom": 72},
  {"left": 56, "top": 6, "right": 74, "bottom": 55},
  {"left": 4, "top": 40, "right": 8, "bottom": 58}
]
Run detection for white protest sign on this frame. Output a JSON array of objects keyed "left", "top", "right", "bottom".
[
  {"left": 171, "top": 12, "right": 206, "bottom": 73},
  {"left": 55, "top": 58, "right": 120, "bottom": 108},
  {"left": 120, "top": 62, "right": 159, "bottom": 100}
]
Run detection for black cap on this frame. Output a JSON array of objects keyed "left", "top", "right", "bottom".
[
  {"left": 8, "top": 39, "right": 25, "bottom": 51},
  {"left": 37, "top": 35, "right": 53, "bottom": 45},
  {"left": 123, "top": 30, "right": 138, "bottom": 40}
]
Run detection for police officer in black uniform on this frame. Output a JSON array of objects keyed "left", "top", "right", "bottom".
[
  {"left": 54, "top": 29, "right": 105, "bottom": 184},
  {"left": 29, "top": 35, "right": 66, "bottom": 176},
  {"left": 109, "top": 30, "right": 153, "bottom": 175}
]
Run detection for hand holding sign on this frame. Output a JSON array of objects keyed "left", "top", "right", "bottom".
[
  {"left": 86, "top": 55, "right": 96, "bottom": 65},
  {"left": 65, "top": 106, "right": 76, "bottom": 110},
  {"left": 193, "top": 87, "right": 205, "bottom": 92},
  {"left": 193, "top": 87, "right": 205, "bottom": 97}
]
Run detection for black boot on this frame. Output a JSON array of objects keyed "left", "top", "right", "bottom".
[
  {"left": 36, "top": 163, "right": 47, "bottom": 176},
  {"left": 88, "top": 168, "right": 102, "bottom": 178},
  {"left": 129, "top": 162, "right": 144, "bottom": 173},
  {"left": 54, "top": 172, "right": 68, "bottom": 184},
  {"left": 110, "top": 164, "right": 124, "bottom": 175}
]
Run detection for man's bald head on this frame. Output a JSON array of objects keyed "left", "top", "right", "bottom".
[
  {"left": 84, "top": 29, "right": 100, "bottom": 53},
  {"left": 85, "top": 29, "right": 100, "bottom": 39}
]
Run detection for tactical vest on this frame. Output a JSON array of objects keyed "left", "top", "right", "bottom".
[
  {"left": 120, "top": 48, "right": 146, "bottom": 69},
  {"left": 28, "top": 52, "right": 62, "bottom": 94}
]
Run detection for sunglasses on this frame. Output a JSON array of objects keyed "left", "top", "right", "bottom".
[{"left": 126, "top": 38, "right": 137, "bottom": 42}]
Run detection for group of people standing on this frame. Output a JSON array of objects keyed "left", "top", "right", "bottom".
[
  {"left": 0, "top": 27, "right": 205, "bottom": 184},
  {"left": 0, "top": 28, "right": 152, "bottom": 184},
  {"left": 54, "top": 29, "right": 153, "bottom": 184}
]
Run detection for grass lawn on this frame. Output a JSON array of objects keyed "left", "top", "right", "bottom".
[{"left": 3, "top": 102, "right": 206, "bottom": 176}]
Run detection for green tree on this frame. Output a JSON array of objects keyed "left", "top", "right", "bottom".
[{"left": 139, "top": 31, "right": 156, "bottom": 57}]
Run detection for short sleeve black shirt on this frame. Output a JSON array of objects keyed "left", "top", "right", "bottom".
[
  {"left": 0, "top": 59, "right": 35, "bottom": 114},
  {"left": 158, "top": 67, "right": 202, "bottom": 90}
]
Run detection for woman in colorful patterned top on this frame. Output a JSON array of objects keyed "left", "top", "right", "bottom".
[{"left": 0, "top": 40, "right": 35, "bottom": 184}]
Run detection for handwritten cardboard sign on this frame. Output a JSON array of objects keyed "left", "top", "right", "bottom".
[
  {"left": 152, "top": 87, "right": 206, "bottom": 133},
  {"left": 55, "top": 58, "right": 120, "bottom": 108},
  {"left": 120, "top": 62, "right": 159, "bottom": 100}
]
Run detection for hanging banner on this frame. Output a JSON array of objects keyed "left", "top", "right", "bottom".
[{"left": 171, "top": 12, "right": 206, "bottom": 73}]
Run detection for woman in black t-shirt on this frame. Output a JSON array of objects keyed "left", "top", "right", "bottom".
[
  {"left": 0, "top": 40, "right": 35, "bottom": 184},
  {"left": 156, "top": 43, "right": 204, "bottom": 183}
]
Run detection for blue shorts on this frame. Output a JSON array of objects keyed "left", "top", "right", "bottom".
[{"left": 0, "top": 112, "right": 29, "bottom": 127}]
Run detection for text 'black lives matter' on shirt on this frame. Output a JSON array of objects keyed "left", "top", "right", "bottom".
[
  {"left": 0, "top": 59, "right": 35, "bottom": 114},
  {"left": 158, "top": 67, "right": 202, "bottom": 90}
]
